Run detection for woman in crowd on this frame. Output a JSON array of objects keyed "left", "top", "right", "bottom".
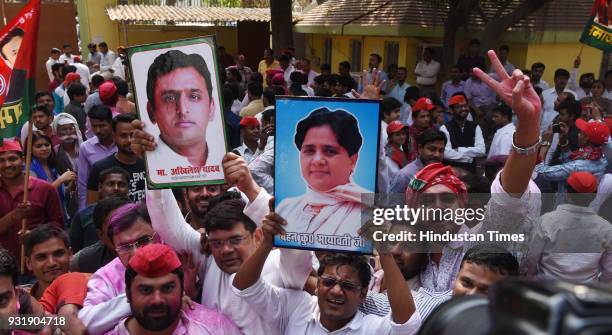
[{"left": 28, "top": 131, "right": 76, "bottom": 221}]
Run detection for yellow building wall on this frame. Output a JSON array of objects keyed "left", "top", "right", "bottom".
[
  {"left": 82, "top": 0, "right": 120, "bottom": 50},
  {"left": 526, "top": 43, "right": 603, "bottom": 84}
]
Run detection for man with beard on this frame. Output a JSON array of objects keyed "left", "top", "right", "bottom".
[
  {"left": 390, "top": 128, "right": 447, "bottom": 194},
  {"left": 0, "top": 140, "right": 63, "bottom": 260},
  {"left": 406, "top": 97, "right": 435, "bottom": 162},
  {"left": 87, "top": 113, "right": 145, "bottom": 205},
  {"left": 184, "top": 184, "right": 227, "bottom": 230},
  {"left": 439, "top": 94, "right": 486, "bottom": 174},
  {"left": 22, "top": 225, "right": 71, "bottom": 300},
  {"left": 107, "top": 244, "right": 240, "bottom": 334}
]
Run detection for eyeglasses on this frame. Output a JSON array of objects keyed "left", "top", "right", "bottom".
[
  {"left": 318, "top": 276, "right": 362, "bottom": 292},
  {"left": 115, "top": 232, "right": 157, "bottom": 254},
  {"left": 207, "top": 235, "right": 249, "bottom": 251}
]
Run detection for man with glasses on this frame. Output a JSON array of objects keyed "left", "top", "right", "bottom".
[
  {"left": 139, "top": 153, "right": 312, "bottom": 335},
  {"left": 439, "top": 94, "right": 486, "bottom": 174},
  {"left": 78, "top": 202, "right": 162, "bottom": 334},
  {"left": 231, "top": 212, "right": 421, "bottom": 334}
]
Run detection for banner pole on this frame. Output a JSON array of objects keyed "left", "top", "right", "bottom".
[
  {"left": 20, "top": 119, "right": 33, "bottom": 274},
  {"left": 578, "top": 44, "right": 586, "bottom": 58}
]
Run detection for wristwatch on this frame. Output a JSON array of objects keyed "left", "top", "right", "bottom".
[
  {"left": 540, "top": 140, "right": 551, "bottom": 147},
  {"left": 512, "top": 133, "right": 541, "bottom": 155}
]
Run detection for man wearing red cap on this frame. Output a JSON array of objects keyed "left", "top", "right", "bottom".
[
  {"left": 527, "top": 171, "right": 612, "bottom": 284},
  {"left": 72, "top": 55, "right": 91, "bottom": 92},
  {"left": 406, "top": 97, "right": 434, "bottom": 162},
  {"left": 233, "top": 116, "right": 261, "bottom": 164},
  {"left": 0, "top": 140, "right": 63, "bottom": 260},
  {"left": 439, "top": 94, "right": 486, "bottom": 173},
  {"left": 536, "top": 117, "right": 609, "bottom": 205},
  {"left": 107, "top": 244, "right": 241, "bottom": 334},
  {"left": 397, "top": 51, "right": 543, "bottom": 292}
]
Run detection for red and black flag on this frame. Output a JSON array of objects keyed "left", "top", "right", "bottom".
[{"left": 0, "top": 0, "right": 41, "bottom": 144}]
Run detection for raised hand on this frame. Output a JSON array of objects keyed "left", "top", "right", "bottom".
[
  {"left": 130, "top": 119, "right": 156, "bottom": 159},
  {"left": 261, "top": 197, "right": 287, "bottom": 247},
  {"left": 352, "top": 69, "right": 386, "bottom": 100},
  {"left": 473, "top": 50, "right": 541, "bottom": 134}
]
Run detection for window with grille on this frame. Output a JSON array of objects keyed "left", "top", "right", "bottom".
[
  {"left": 385, "top": 41, "right": 399, "bottom": 67},
  {"left": 350, "top": 39, "right": 362, "bottom": 72},
  {"left": 323, "top": 38, "right": 332, "bottom": 65}
]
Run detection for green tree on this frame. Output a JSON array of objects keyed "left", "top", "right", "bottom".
[{"left": 432, "top": 0, "right": 555, "bottom": 69}]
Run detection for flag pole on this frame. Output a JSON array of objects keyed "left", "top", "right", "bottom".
[
  {"left": 20, "top": 119, "right": 33, "bottom": 274},
  {"left": 578, "top": 43, "right": 586, "bottom": 58}
]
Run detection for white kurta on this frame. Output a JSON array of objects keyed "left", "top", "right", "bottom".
[{"left": 277, "top": 183, "right": 372, "bottom": 252}]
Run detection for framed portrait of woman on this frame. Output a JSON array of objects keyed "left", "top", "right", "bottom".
[{"left": 274, "top": 96, "right": 380, "bottom": 254}]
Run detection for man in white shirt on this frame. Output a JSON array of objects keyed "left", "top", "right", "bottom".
[
  {"left": 232, "top": 219, "right": 421, "bottom": 335},
  {"left": 541, "top": 68, "right": 577, "bottom": 133},
  {"left": 99, "top": 41, "right": 117, "bottom": 72},
  {"left": 527, "top": 171, "right": 612, "bottom": 285},
  {"left": 568, "top": 56, "right": 595, "bottom": 100},
  {"left": 58, "top": 44, "right": 75, "bottom": 64},
  {"left": 86, "top": 42, "right": 102, "bottom": 71},
  {"left": 279, "top": 54, "right": 295, "bottom": 87},
  {"left": 439, "top": 95, "right": 486, "bottom": 173},
  {"left": 299, "top": 58, "right": 319, "bottom": 87},
  {"left": 45, "top": 48, "right": 61, "bottom": 82},
  {"left": 415, "top": 47, "right": 440, "bottom": 97},
  {"left": 72, "top": 56, "right": 91, "bottom": 93},
  {"left": 387, "top": 67, "right": 410, "bottom": 105},
  {"left": 488, "top": 103, "right": 515, "bottom": 159},
  {"left": 531, "top": 62, "right": 550, "bottom": 91}
]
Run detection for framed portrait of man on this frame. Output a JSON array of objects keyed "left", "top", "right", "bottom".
[
  {"left": 274, "top": 96, "right": 380, "bottom": 254},
  {"left": 128, "top": 36, "right": 227, "bottom": 189}
]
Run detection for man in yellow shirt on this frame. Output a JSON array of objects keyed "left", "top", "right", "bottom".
[{"left": 258, "top": 48, "right": 281, "bottom": 87}]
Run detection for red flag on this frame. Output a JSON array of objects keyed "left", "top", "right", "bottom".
[{"left": 0, "top": 0, "right": 41, "bottom": 142}]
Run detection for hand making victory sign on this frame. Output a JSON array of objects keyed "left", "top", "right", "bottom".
[{"left": 473, "top": 50, "right": 542, "bottom": 196}]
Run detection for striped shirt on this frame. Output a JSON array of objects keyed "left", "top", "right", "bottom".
[{"left": 361, "top": 289, "right": 452, "bottom": 322}]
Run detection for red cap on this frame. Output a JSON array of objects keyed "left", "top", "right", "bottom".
[
  {"left": 240, "top": 116, "right": 260, "bottom": 127},
  {"left": 386, "top": 120, "right": 407, "bottom": 135},
  {"left": 266, "top": 69, "right": 283, "bottom": 76},
  {"left": 448, "top": 95, "right": 467, "bottom": 106},
  {"left": 99, "top": 81, "right": 118, "bottom": 102},
  {"left": 63, "top": 72, "right": 81, "bottom": 87},
  {"left": 575, "top": 119, "right": 610, "bottom": 145},
  {"left": 412, "top": 97, "right": 434, "bottom": 112},
  {"left": 73, "top": 56, "right": 81, "bottom": 62},
  {"left": 567, "top": 171, "right": 597, "bottom": 193},
  {"left": 0, "top": 140, "right": 22, "bottom": 153},
  {"left": 272, "top": 73, "right": 285, "bottom": 86},
  {"left": 128, "top": 244, "right": 181, "bottom": 278}
]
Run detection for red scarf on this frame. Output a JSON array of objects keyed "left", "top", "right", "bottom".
[
  {"left": 569, "top": 146, "right": 603, "bottom": 161},
  {"left": 387, "top": 143, "right": 409, "bottom": 168}
]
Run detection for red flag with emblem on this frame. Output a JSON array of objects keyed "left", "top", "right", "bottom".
[{"left": 0, "top": 0, "right": 40, "bottom": 143}]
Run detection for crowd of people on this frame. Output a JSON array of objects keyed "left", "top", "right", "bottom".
[{"left": 0, "top": 38, "right": 609, "bottom": 334}]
